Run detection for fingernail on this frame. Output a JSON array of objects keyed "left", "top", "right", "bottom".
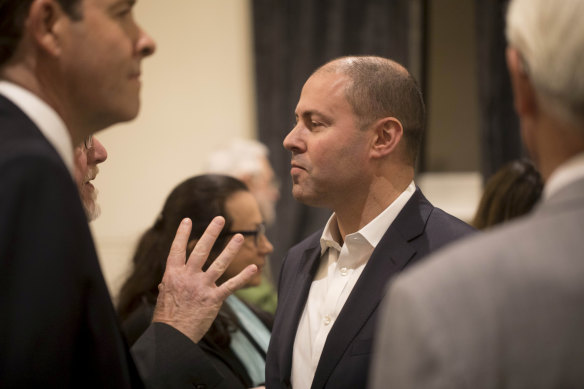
[{"left": 182, "top": 218, "right": 191, "bottom": 225}]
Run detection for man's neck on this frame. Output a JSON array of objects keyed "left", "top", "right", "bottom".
[
  {"left": 333, "top": 178, "right": 412, "bottom": 239},
  {"left": 2, "top": 64, "right": 88, "bottom": 146},
  {"left": 536, "top": 115, "right": 584, "bottom": 182}
]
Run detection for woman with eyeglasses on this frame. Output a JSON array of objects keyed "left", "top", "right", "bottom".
[{"left": 117, "top": 174, "right": 274, "bottom": 389}]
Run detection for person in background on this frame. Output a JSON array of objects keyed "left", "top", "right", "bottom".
[
  {"left": 118, "top": 174, "right": 274, "bottom": 389},
  {"left": 73, "top": 135, "right": 108, "bottom": 221},
  {"left": 204, "top": 138, "right": 280, "bottom": 225},
  {"left": 472, "top": 158, "right": 543, "bottom": 229},
  {"left": 204, "top": 138, "right": 280, "bottom": 312},
  {"left": 265, "top": 55, "right": 475, "bottom": 389},
  {"left": 0, "top": 0, "right": 256, "bottom": 387},
  {"left": 369, "top": 0, "right": 584, "bottom": 387}
]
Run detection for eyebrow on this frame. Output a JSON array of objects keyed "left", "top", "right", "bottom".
[
  {"left": 300, "top": 110, "right": 333, "bottom": 123},
  {"left": 109, "top": 0, "right": 135, "bottom": 10}
]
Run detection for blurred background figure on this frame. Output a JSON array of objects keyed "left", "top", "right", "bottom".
[
  {"left": 204, "top": 139, "right": 280, "bottom": 225},
  {"left": 117, "top": 174, "right": 273, "bottom": 388},
  {"left": 472, "top": 159, "right": 543, "bottom": 229},
  {"left": 204, "top": 139, "right": 280, "bottom": 312},
  {"left": 73, "top": 135, "right": 108, "bottom": 221}
]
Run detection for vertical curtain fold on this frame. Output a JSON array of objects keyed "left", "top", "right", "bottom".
[{"left": 475, "top": 0, "right": 523, "bottom": 181}]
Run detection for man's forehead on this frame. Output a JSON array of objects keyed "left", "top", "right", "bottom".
[
  {"left": 84, "top": 0, "right": 135, "bottom": 9},
  {"left": 296, "top": 72, "right": 351, "bottom": 114},
  {"left": 306, "top": 70, "right": 349, "bottom": 92}
]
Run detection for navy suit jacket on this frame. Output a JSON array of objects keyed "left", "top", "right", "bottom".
[
  {"left": 265, "top": 189, "right": 475, "bottom": 389},
  {"left": 0, "top": 94, "right": 238, "bottom": 388}
]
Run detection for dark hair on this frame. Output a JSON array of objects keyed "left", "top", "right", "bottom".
[
  {"left": 318, "top": 56, "right": 426, "bottom": 165},
  {"left": 472, "top": 159, "right": 543, "bottom": 229},
  {"left": 117, "top": 174, "right": 249, "bottom": 347},
  {"left": 0, "top": 0, "right": 82, "bottom": 67}
]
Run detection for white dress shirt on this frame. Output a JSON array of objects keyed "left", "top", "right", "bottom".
[
  {"left": 0, "top": 81, "right": 73, "bottom": 175},
  {"left": 291, "top": 181, "right": 416, "bottom": 389},
  {"left": 543, "top": 151, "right": 584, "bottom": 200}
]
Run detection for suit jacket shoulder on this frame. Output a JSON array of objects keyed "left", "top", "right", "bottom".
[{"left": 370, "top": 178, "right": 584, "bottom": 388}]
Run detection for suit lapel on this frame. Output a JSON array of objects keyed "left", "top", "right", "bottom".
[
  {"left": 310, "top": 189, "right": 432, "bottom": 389},
  {"left": 278, "top": 241, "right": 322, "bottom": 383}
]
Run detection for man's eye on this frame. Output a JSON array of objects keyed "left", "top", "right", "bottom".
[{"left": 117, "top": 8, "right": 132, "bottom": 18}]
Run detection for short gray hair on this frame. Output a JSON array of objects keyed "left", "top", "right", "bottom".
[
  {"left": 506, "top": 0, "right": 584, "bottom": 126},
  {"left": 204, "top": 139, "right": 269, "bottom": 178}
]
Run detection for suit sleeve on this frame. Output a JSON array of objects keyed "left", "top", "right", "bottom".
[
  {"left": 132, "top": 323, "right": 248, "bottom": 389},
  {"left": 369, "top": 277, "right": 454, "bottom": 389}
]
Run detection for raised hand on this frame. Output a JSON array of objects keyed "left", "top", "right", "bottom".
[{"left": 152, "top": 217, "right": 258, "bottom": 343}]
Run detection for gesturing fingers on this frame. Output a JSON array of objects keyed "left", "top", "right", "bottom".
[
  {"left": 216, "top": 264, "right": 258, "bottom": 301},
  {"left": 166, "top": 218, "right": 192, "bottom": 269},
  {"left": 185, "top": 216, "right": 227, "bottom": 271},
  {"left": 153, "top": 216, "right": 258, "bottom": 344},
  {"left": 204, "top": 233, "right": 244, "bottom": 283}
]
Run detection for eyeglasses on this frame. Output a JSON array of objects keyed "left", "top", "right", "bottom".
[
  {"left": 225, "top": 223, "right": 266, "bottom": 248},
  {"left": 83, "top": 135, "right": 94, "bottom": 150}
]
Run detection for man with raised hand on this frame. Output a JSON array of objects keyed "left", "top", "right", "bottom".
[{"left": 0, "top": 0, "right": 256, "bottom": 387}]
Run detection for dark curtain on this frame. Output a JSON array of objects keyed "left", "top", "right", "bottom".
[
  {"left": 252, "top": 0, "right": 424, "bottom": 283},
  {"left": 475, "top": 0, "right": 523, "bottom": 181}
]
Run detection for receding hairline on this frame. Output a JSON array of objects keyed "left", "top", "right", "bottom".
[
  {"left": 308, "top": 56, "right": 425, "bottom": 165},
  {"left": 307, "top": 56, "right": 413, "bottom": 123},
  {"left": 314, "top": 56, "right": 409, "bottom": 78}
]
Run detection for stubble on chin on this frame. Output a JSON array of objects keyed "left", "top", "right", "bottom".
[
  {"left": 82, "top": 187, "right": 101, "bottom": 221},
  {"left": 81, "top": 166, "right": 101, "bottom": 221},
  {"left": 291, "top": 184, "right": 316, "bottom": 206}
]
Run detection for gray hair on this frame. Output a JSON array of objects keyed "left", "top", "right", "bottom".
[
  {"left": 204, "top": 139, "right": 269, "bottom": 178},
  {"left": 506, "top": 0, "right": 584, "bottom": 126}
]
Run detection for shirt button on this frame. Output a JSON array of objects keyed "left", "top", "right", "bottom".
[
  {"left": 340, "top": 267, "right": 348, "bottom": 276},
  {"left": 323, "top": 315, "right": 331, "bottom": 325}
]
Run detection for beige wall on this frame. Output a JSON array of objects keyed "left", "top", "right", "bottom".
[
  {"left": 91, "top": 0, "right": 483, "bottom": 299},
  {"left": 90, "top": 0, "right": 256, "bottom": 298},
  {"left": 418, "top": 0, "right": 482, "bottom": 223},
  {"left": 426, "top": 0, "right": 480, "bottom": 171}
]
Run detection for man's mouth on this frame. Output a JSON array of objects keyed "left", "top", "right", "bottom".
[{"left": 291, "top": 161, "right": 306, "bottom": 171}]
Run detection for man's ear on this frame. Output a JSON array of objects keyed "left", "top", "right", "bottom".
[
  {"left": 506, "top": 47, "right": 538, "bottom": 119},
  {"left": 370, "top": 117, "right": 404, "bottom": 159},
  {"left": 28, "top": 0, "right": 68, "bottom": 57}
]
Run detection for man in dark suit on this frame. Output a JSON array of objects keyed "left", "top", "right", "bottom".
[
  {"left": 0, "top": 0, "right": 257, "bottom": 387},
  {"left": 265, "top": 56, "right": 475, "bottom": 389},
  {"left": 369, "top": 0, "right": 584, "bottom": 387}
]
